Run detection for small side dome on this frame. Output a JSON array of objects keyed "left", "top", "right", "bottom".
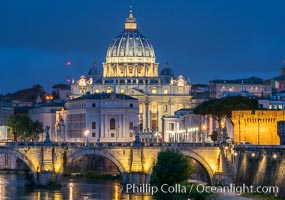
[
  {"left": 87, "top": 63, "right": 102, "bottom": 82},
  {"left": 160, "top": 67, "right": 175, "bottom": 77},
  {"left": 160, "top": 63, "right": 175, "bottom": 83},
  {"left": 160, "top": 62, "right": 175, "bottom": 77}
]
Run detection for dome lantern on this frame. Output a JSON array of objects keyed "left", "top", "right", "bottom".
[{"left": 125, "top": 6, "right": 137, "bottom": 30}]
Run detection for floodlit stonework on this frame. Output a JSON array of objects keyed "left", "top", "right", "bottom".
[
  {"left": 232, "top": 110, "right": 281, "bottom": 145},
  {"left": 55, "top": 93, "right": 138, "bottom": 143}
]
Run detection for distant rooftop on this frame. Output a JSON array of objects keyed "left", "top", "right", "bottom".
[
  {"left": 210, "top": 76, "right": 263, "bottom": 84},
  {"left": 71, "top": 93, "right": 137, "bottom": 101},
  {"left": 33, "top": 102, "right": 65, "bottom": 108}
]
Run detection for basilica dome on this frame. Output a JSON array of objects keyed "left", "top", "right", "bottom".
[
  {"left": 103, "top": 7, "right": 159, "bottom": 78},
  {"left": 106, "top": 31, "right": 155, "bottom": 58},
  {"left": 106, "top": 7, "right": 155, "bottom": 60}
]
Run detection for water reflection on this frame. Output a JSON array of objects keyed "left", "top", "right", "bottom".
[{"left": 0, "top": 173, "right": 154, "bottom": 200}]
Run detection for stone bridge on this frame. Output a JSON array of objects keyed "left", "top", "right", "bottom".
[{"left": 0, "top": 142, "right": 223, "bottom": 186}]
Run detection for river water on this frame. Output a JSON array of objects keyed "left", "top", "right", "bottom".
[
  {"left": 0, "top": 173, "right": 256, "bottom": 200},
  {"left": 0, "top": 173, "right": 154, "bottom": 200}
]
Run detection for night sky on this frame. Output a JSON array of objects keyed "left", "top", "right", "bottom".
[{"left": 1, "top": 0, "right": 285, "bottom": 94}]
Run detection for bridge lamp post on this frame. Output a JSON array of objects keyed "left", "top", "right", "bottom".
[
  {"left": 194, "top": 127, "right": 199, "bottom": 143},
  {"left": 220, "top": 121, "right": 226, "bottom": 142},
  {"left": 84, "top": 130, "right": 89, "bottom": 146},
  {"left": 201, "top": 124, "right": 207, "bottom": 143}
]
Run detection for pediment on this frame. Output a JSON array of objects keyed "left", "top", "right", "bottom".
[{"left": 124, "top": 88, "right": 146, "bottom": 96}]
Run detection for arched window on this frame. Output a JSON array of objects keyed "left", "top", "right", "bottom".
[{"left": 110, "top": 118, "right": 115, "bottom": 130}]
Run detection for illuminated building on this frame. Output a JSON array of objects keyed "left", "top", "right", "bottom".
[
  {"left": 70, "top": 7, "right": 194, "bottom": 136},
  {"left": 55, "top": 93, "right": 138, "bottom": 142},
  {"left": 232, "top": 110, "right": 281, "bottom": 145},
  {"left": 162, "top": 109, "right": 209, "bottom": 143},
  {"left": 209, "top": 77, "right": 264, "bottom": 98},
  {"left": 28, "top": 103, "right": 63, "bottom": 141},
  {"left": 0, "top": 100, "right": 13, "bottom": 141}
]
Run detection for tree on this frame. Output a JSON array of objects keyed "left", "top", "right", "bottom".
[
  {"left": 7, "top": 115, "right": 43, "bottom": 141},
  {"left": 193, "top": 96, "right": 259, "bottom": 128},
  {"left": 4, "top": 84, "right": 45, "bottom": 103},
  {"left": 7, "top": 115, "right": 30, "bottom": 141},
  {"left": 151, "top": 149, "right": 193, "bottom": 187},
  {"left": 210, "top": 130, "right": 218, "bottom": 142},
  {"left": 30, "top": 120, "right": 44, "bottom": 141}
]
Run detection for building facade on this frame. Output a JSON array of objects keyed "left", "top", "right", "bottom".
[
  {"left": 209, "top": 77, "right": 264, "bottom": 98},
  {"left": 0, "top": 100, "right": 13, "bottom": 141},
  {"left": 28, "top": 103, "right": 63, "bottom": 141},
  {"left": 263, "top": 64, "right": 285, "bottom": 96},
  {"left": 162, "top": 109, "right": 210, "bottom": 143},
  {"left": 70, "top": 7, "right": 194, "bottom": 135},
  {"left": 55, "top": 93, "right": 138, "bottom": 143},
  {"left": 232, "top": 110, "right": 281, "bottom": 145}
]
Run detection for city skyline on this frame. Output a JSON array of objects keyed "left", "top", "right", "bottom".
[{"left": 1, "top": 0, "right": 285, "bottom": 94}]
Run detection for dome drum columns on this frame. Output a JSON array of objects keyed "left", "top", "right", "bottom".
[{"left": 103, "top": 63, "right": 157, "bottom": 78}]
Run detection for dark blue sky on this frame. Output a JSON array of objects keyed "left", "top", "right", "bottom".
[{"left": 1, "top": 0, "right": 285, "bottom": 94}]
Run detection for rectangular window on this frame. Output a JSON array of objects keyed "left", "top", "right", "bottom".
[
  {"left": 92, "top": 103, "right": 96, "bottom": 108},
  {"left": 129, "top": 122, "right": 134, "bottom": 129},
  {"left": 169, "top": 123, "right": 174, "bottom": 131},
  {"left": 130, "top": 132, "right": 134, "bottom": 137},
  {"left": 92, "top": 122, "right": 96, "bottom": 129},
  {"left": 92, "top": 132, "right": 96, "bottom": 137},
  {"left": 111, "top": 133, "right": 115, "bottom": 137}
]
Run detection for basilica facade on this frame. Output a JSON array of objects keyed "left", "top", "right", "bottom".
[{"left": 70, "top": 7, "right": 194, "bottom": 136}]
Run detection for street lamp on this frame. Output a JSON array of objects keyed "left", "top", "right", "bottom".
[
  {"left": 201, "top": 124, "right": 207, "bottom": 143},
  {"left": 220, "top": 121, "right": 225, "bottom": 128},
  {"left": 84, "top": 130, "right": 89, "bottom": 145},
  {"left": 220, "top": 121, "right": 226, "bottom": 142}
]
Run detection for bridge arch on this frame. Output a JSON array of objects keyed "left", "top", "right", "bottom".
[
  {"left": 146, "top": 149, "right": 214, "bottom": 185},
  {"left": 0, "top": 148, "right": 36, "bottom": 172},
  {"left": 180, "top": 150, "right": 214, "bottom": 185},
  {"left": 62, "top": 149, "right": 125, "bottom": 176},
  {"left": 0, "top": 148, "right": 38, "bottom": 183}
]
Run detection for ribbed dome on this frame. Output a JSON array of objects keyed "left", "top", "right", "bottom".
[
  {"left": 106, "top": 31, "right": 155, "bottom": 58},
  {"left": 106, "top": 7, "right": 155, "bottom": 59}
]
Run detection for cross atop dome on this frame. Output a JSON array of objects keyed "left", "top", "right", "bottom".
[{"left": 125, "top": 6, "right": 137, "bottom": 30}]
